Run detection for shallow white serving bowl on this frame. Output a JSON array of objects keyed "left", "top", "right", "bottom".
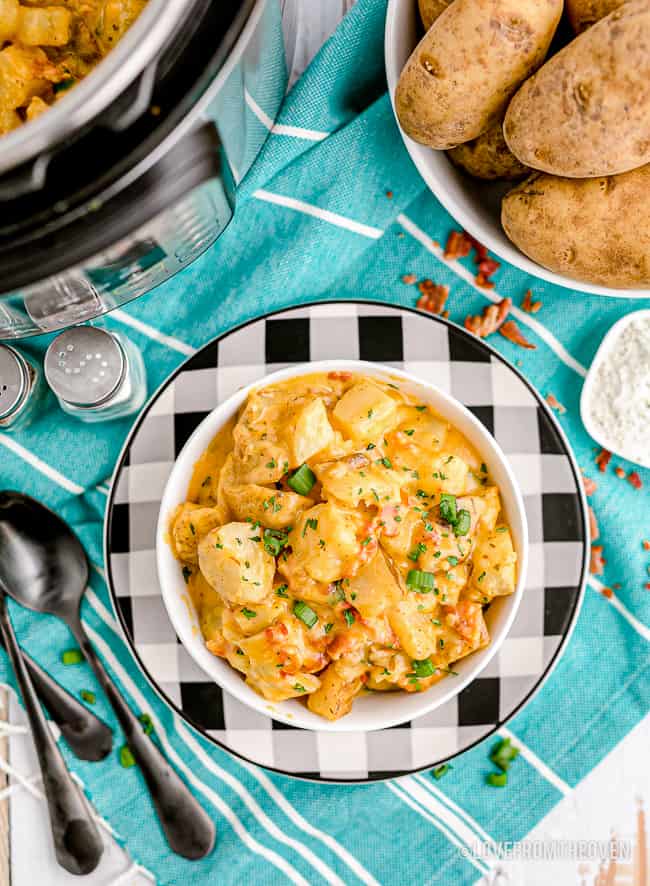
[
  {"left": 156, "top": 360, "right": 528, "bottom": 732},
  {"left": 384, "top": 0, "right": 648, "bottom": 300},
  {"left": 580, "top": 309, "right": 650, "bottom": 469}
]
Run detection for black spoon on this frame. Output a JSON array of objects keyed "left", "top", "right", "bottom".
[
  {"left": 0, "top": 491, "right": 216, "bottom": 861},
  {"left": 0, "top": 590, "right": 104, "bottom": 874},
  {"left": 0, "top": 634, "right": 113, "bottom": 761}
]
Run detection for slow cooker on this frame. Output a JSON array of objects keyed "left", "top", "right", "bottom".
[{"left": 0, "top": 0, "right": 286, "bottom": 340}]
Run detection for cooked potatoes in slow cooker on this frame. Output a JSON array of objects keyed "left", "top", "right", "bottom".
[
  {"left": 168, "top": 372, "right": 517, "bottom": 721},
  {"left": 0, "top": 0, "right": 146, "bottom": 134}
]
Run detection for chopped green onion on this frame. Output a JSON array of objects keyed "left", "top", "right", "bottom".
[
  {"left": 432, "top": 764, "right": 451, "bottom": 780},
  {"left": 408, "top": 542, "right": 427, "bottom": 562},
  {"left": 490, "top": 737, "right": 520, "bottom": 771},
  {"left": 303, "top": 517, "right": 318, "bottom": 536},
  {"left": 496, "top": 526, "right": 508, "bottom": 533},
  {"left": 412, "top": 657, "right": 435, "bottom": 677},
  {"left": 454, "top": 509, "right": 471, "bottom": 536},
  {"left": 293, "top": 684, "right": 307, "bottom": 693},
  {"left": 447, "top": 556, "right": 459, "bottom": 566},
  {"left": 138, "top": 713, "right": 154, "bottom": 735},
  {"left": 288, "top": 464, "right": 316, "bottom": 495},
  {"left": 119, "top": 744, "right": 136, "bottom": 768},
  {"left": 439, "top": 493, "right": 457, "bottom": 525},
  {"left": 263, "top": 528, "right": 289, "bottom": 556},
  {"left": 324, "top": 623, "right": 334, "bottom": 634},
  {"left": 240, "top": 608, "right": 257, "bottom": 619},
  {"left": 343, "top": 609, "right": 355, "bottom": 627},
  {"left": 293, "top": 600, "right": 318, "bottom": 628},
  {"left": 379, "top": 457, "right": 393, "bottom": 469},
  {"left": 486, "top": 772, "right": 508, "bottom": 787},
  {"left": 80, "top": 690, "right": 95, "bottom": 704},
  {"left": 406, "top": 569, "right": 435, "bottom": 592},
  {"left": 61, "top": 649, "right": 83, "bottom": 665}
]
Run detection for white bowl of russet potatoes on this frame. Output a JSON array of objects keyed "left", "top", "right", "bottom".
[
  {"left": 385, "top": 0, "right": 650, "bottom": 298},
  {"left": 156, "top": 360, "right": 528, "bottom": 733}
]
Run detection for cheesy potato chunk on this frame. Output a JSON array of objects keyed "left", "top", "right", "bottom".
[{"left": 170, "top": 372, "right": 518, "bottom": 720}]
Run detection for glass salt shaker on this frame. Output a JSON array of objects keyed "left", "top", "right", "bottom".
[
  {"left": 0, "top": 344, "right": 46, "bottom": 431},
  {"left": 44, "top": 326, "right": 147, "bottom": 423}
]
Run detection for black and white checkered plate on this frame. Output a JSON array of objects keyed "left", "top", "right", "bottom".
[{"left": 105, "top": 302, "right": 588, "bottom": 782}]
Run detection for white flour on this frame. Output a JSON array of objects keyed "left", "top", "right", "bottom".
[{"left": 585, "top": 315, "right": 650, "bottom": 466}]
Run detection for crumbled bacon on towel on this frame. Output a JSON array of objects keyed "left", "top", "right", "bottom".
[
  {"left": 464, "top": 297, "right": 511, "bottom": 338},
  {"left": 588, "top": 506, "right": 599, "bottom": 542},
  {"left": 417, "top": 280, "right": 450, "bottom": 315},
  {"left": 444, "top": 230, "right": 472, "bottom": 260},
  {"left": 582, "top": 474, "right": 597, "bottom": 496},
  {"left": 522, "top": 289, "right": 543, "bottom": 313},
  {"left": 546, "top": 393, "right": 566, "bottom": 414},
  {"left": 595, "top": 449, "right": 612, "bottom": 472},
  {"left": 628, "top": 471, "right": 643, "bottom": 490},
  {"left": 643, "top": 540, "right": 650, "bottom": 551},
  {"left": 601, "top": 586, "right": 613, "bottom": 599},
  {"left": 386, "top": 190, "right": 393, "bottom": 199},
  {"left": 499, "top": 320, "right": 536, "bottom": 349},
  {"left": 615, "top": 466, "right": 626, "bottom": 479},
  {"left": 402, "top": 273, "right": 417, "bottom": 285},
  {"left": 590, "top": 545, "right": 605, "bottom": 575}
]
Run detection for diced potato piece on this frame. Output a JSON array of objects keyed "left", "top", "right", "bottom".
[
  {"left": 225, "top": 484, "right": 311, "bottom": 530},
  {"left": 394, "top": 406, "right": 448, "bottom": 452},
  {"left": 277, "top": 553, "right": 332, "bottom": 605},
  {"left": 467, "top": 528, "right": 517, "bottom": 602},
  {"left": 435, "top": 601, "right": 489, "bottom": 667},
  {"left": 239, "top": 623, "right": 321, "bottom": 701},
  {"left": 17, "top": 6, "right": 71, "bottom": 46},
  {"left": 368, "top": 647, "right": 413, "bottom": 688},
  {"left": 315, "top": 454, "right": 403, "bottom": 509},
  {"left": 288, "top": 398, "right": 335, "bottom": 465},
  {"left": 345, "top": 550, "right": 401, "bottom": 619},
  {"left": 431, "top": 454, "right": 470, "bottom": 495},
  {"left": 443, "top": 428, "right": 482, "bottom": 472},
  {"left": 171, "top": 503, "right": 226, "bottom": 564},
  {"left": 0, "top": 45, "right": 50, "bottom": 109},
  {"left": 307, "top": 663, "right": 364, "bottom": 721},
  {"left": 232, "top": 441, "right": 289, "bottom": 485},
  {"left": 333, "top": 381, "right": 398, "bottom": 443},
  {"left": 0, "top": 0, "right": 19, "bottom": 42},
  {"left": 224, "top": 597, "right": 289, "bottom": 637},
  {"left": 432, "top": 562, "right": 469, "bottom": 607},
  {"left": 290, "top": 502, "right": 363, "bottom": 583},
  {"left": 198, "top": 522, "right": 275, "bottom": 605},
  {"left": 0, "top": 106, "right": 20, "bottom": 134},
  {"left": 379, "top": 508, "right": 421, "bottom": 571},
  {"left": 96, "top": 0, "right": 145, "bottom": 51},
  {"left": 25, "top": 95, "right": 49, "bottom": 121},
  {"left": 388, "top": 598, "right": 441, "bottom": 660},
  {"left": 475, "top": 486, "right": 502, "bottom": 533}
]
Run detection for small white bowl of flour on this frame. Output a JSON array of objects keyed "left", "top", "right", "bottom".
[{"left": 581, "top": 310, "right": 650, "bottom": 469}]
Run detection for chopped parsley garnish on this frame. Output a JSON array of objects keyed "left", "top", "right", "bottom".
[
  {"left": 266, "top": 458, "right": 277, "bottom": 469},
  {"left": 477, "top": 571, "right": 486, "bottom": 583},
  {"left": 240, "top": 608, "right": 257, "bottom": 619},
  {"left": 324, "top": 623, "right": 334, "bottom": 634},
  {"left": 378, "top": 457, "right": 393, "bottom": 469},
  {"left": 343, "top": 609, "right": 355, "bottom": 627},
  {"left": 182, "top": 566, "right": 192, "bottom": 583},
  {"left": 361, "top": 536, "right": 372, "bottom": 547},
  {"left": 293, "top": 684, "right": 307, "bottom": 693},
  {"left": 404, "top": 429, "right": 415, "bottom": 436},
  {"left": 331, "top": 581, "right": 346, "bottom": 602},
  {"left": 412, "top": 657, "right": 435, "bottom": 677},
  {"left": 275, "top": 584, "right": 289, "bottom": 598},
  {"left": 215, "top": 542, "right": 223, "bottom": 549},
  {"left": 447, "top": 556, "right": 459, "bottom": 566},
  {"left": 293, "top": 600, "right": 318, "bottom": 628},
  {"left": 189, "top": 522, "right": 196, "bottom": 535},
  {"left": 496, "top": 526, "right": 508, "bottom": 533},
  {"left": 408, "top": 542, "right": 428, "bottom": 562},
  {"left": 263, "top": 528, "right": 289, "bottom": 556},
  {"left": 303, "top": 517, "right": 318, "bottom": 536},
  {"left": 366, "top": 443, "right": 376, "bottom": 450},
  {"left": 415, "top": 405, "right": 427, "bottom": 412}
]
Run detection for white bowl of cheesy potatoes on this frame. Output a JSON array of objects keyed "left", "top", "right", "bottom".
[{"left": 156, "top": 360, "right": 528, "bottom": 732}]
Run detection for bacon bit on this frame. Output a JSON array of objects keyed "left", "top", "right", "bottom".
[
  {"left": 206, "top": 638, "right": 227, "bottom": 657},
  {"left": 464, "top": 297, "right": 511, "bottom": 338},
  {"left": 588, "top": 506, "right": 599, "bottom": 542},
  {"left": 596, "top": 449, "right": 612, "bottom": 472},
  {"left": 441, "top": 310, "right": 449, "bottom": 319},
  {"left": 265, "top": 623, "right": 288, "bottom": 643},
  {"left": 590, "top": 545, "right": 605, "bottom": 576},
  {"left": 614, "top": 466, "right": 626, "bottom": 479},
  {"left": 546, "top": 393, "right": 566, "bottom": 414},
  {"left": 378, "top": 505, "right": 402, "bottom": 537},
  {"left": 601, "top": 586, "right": 613, "bottom": 599},
  {"left": 499, "top": 320, "right": 536, "bottom": 350},
  {"left": 475, "top": 272, "right": 496, "bottom": 289},
  {"left": 402, "top": 273, "right": 417, "bottom": 285},
  {"left": 613, "top": 583, "right": 621, "bottom": 590},
  {"left": 582, "top": 474, "right": 597, "bottom": 496},
  {"left": 444, "top": 230, "right": 472, "bottom": 260},
  {"left": 628, "top": 471, "right": 643, "bottom": 490},
  {"left": 386, "top": 190, "right": 393, "bottom": 199},
  {"left": 646, "top": 583, "right": 650, "bottom": 591},
  {"left": 327, "top": 370, "right": 352, "bottom": 381},
  {"left": 522, "top": 289, "right": 543, "bottom": 313},
  {"left": 643, "top": 540, "right": 650, "bottom": 551},
  {"left": 417, "top": 281, "right": 449, "bottom": 315}
]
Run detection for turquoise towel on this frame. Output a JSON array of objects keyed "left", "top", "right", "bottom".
[{"left": 0, "top": 1, "right": 649, "bottom": 883}]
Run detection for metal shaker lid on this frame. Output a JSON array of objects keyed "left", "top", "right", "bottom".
[
  {"left": 44, "top": 326, "right": 126, "bottom": 408},
  {"left": 0, "top": 345, "right": 29, "bottom": 420}
]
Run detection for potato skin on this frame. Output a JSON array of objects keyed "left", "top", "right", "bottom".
[
  {"left": 501, "top": 167, "right": 650, "bottom": 288},
  {"left": 417, "top": 0, "right": 453, "bottom": 30},
  {"left": 448, "top": 121, "right": 530, "bottom": 180},
  {"left": 565, "top": 0, "right": 624, "bottom": 32},
  {"left": 504, "top": 2, "right": 650, "bottom": 177},
  {"left": 395, "top": 0, "right": 563, "bottom": 150}
]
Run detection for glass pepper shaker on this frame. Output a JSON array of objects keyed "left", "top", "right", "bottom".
[
  {"left": 44, "top": 326, "right": 147, "bottom": 423},
  {"left": 0, "top": 344, "right": 46, "bottom": 431}
]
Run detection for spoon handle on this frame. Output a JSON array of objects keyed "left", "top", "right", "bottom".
[
  {"left": 16, "top": 643, "right": 113, "bottom": 762},
  {"left": 69, "top": 619, "right": 216, "bottom": 860},
  {"left": 0, "top": 595, "right": 103, "bottom": 875}
]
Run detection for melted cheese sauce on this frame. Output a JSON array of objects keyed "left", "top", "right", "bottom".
[{"left": 169, "top": 372, "right": 517, "bottom": 721}]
